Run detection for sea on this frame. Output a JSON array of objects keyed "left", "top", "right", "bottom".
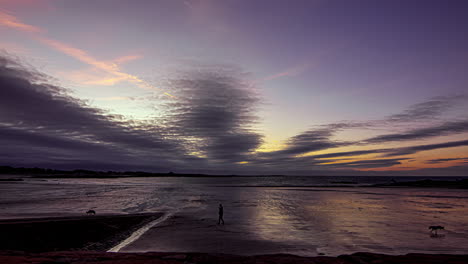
[{"left": 1, "top": 175, "right": 468, "bottom": 256}]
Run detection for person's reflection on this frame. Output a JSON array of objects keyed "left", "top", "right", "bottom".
[{"left": 218, "top": 203, "right": 225, "bottom": 225}]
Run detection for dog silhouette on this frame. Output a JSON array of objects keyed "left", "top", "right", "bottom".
[
  {"left": 86, "top": 210, "right": 96, "bottom": 215},
  {"left": 429, "top": 225, "right": 444, "bottom": 235}
]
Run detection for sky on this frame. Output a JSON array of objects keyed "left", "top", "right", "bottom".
[{"left": 1, "top": 0, "right": 467, "bottom": 175}]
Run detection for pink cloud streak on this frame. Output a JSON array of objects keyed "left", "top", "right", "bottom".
[{"left": 0, "top": 9, "right": 175, "bottom": 98}]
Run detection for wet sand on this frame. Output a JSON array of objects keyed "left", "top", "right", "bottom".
[
  {"left": 121, "top": 214, "right": 302, "bottom": 255},
  {"left": 0, "top": 213, "right": 162, "bottom": 252},
  {"left": 3, "top": 177, "right": 468, "bottom": 256}
]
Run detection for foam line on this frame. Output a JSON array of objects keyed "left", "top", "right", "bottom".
[{"left": 107, "top": 213, "right": 172, "bottom": 252}]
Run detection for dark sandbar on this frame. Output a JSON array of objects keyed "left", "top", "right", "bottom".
[{"left": 0, "top": 213, "right": 162, "bottom": 252}]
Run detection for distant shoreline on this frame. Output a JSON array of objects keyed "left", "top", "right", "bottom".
[
  {"left": 0, "top": 165, "right": 285, "bottom": 178},
  {"left": 2, "top": 165, "right": 468, "bottom": 178},
  {"left": 214, "top": 178, "right": 468, "bottom": 189},
  {"left": 2, "top": 165, "right": 468, "bottom": 190}
]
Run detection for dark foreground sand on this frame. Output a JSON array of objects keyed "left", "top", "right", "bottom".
[
  {"left": 1, "top": 214, "right": 468, "bottom": 263},
  {"left": 1, "top": 251, "right": 468, "bottom": 264},
  {"left": 0, "top": 213, "right": 162, "bottom": 252}
]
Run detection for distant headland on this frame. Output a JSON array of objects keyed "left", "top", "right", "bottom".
[{"left": 0, "top": 165, "right": 283, "bottom": 178}]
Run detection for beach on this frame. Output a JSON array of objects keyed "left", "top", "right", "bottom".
[
  {"left": 1, "top": 212, "right": 468, "bottom": 263},
  {"left": 2, "top": 0, "right": 468, "bottom": 261},
  {"left": 1, "top": 176, "right": 468, "bottom": 258},
  {"left": 121, "top": 213, "right": 298, "bottom": 255}
]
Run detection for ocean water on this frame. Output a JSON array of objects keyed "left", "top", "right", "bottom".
[{"left": 1, "top": 176, "right": 468, "bottom": 256}]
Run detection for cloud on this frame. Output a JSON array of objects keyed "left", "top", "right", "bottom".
[
  {"left": 321, "top": 158, "right": 409, "bottom": 169},
  {"left": 276, "top": 130, "right": 338, "bottom": 156},
  {"left": 0, "top": 55, "right": 182, "bottom": 170},
  {"left": 385, "top": 95, "right": 465, "bottom": 122},
  {"left": 313, "top": 149, "right": 385, "bottom": 159},
  {"left": 425, "top": 157, "right": 468, "bottom": 164},
  {"left": 1, "top": 53, "right": 468, "bottom": 175},
  {"left": 309, "top": 139, "right": 468, "bottom": 161},
  {"left": 269, "top": 129, "right": 342, "bottom": 157},
  {"left": 254, "top": 96, "right": 468, "bottom": 164},
  {"left": 111, "top": 54, "right": 142, "bottom": 65},
  {"left": 161, "top": 67, "right": 262, "bottom": 162},
  {"left": 262, "top": 63, "right": 310, "bottom": 82},
  {"left": 248, "top": 100, "right": 468, "bottom": 170},
  {"left": 0, "top": 55, "right": 264, "bottom": 172},
  {"left": 306, "top": 96, "right": 468, "bottom": 147},
  {"left": 0, "top": 9, "right": 42, "bottom": 33},
  {"left": 38, "top": 38, "right": 174, "bottom": 95},
  {"left": 257, "top": 122, "right": 362, "bottom": 163},
  {"left": 385, "top": 139, "right": 468, "bottom": 157},
  {"left": 365, "top": 120, "right": 468, "bottom": 143},
  {"left": 0, "top": 9, "right": 175, "bottom": 98},
  {"left": 63, "top": 67, "right": 127, "bottom": 86}
]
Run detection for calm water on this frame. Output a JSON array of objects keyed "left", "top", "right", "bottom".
[{"left": 1, "top": 176, "right": 468, "bottom": 256}]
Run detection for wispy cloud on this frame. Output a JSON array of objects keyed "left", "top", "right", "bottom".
[
  {"left": 111, "top": 54, "right": 142, "bottom": 65},
  {"left": 365, "top": 120, "right": 468, "bottom": 144},
  {"left": 313, "top": 149, "right": 385, "bottom": 159},
  {"left": 0, "top": 9, "right": 42, "bottom": 33},
  {"left": 262, "top": 63, "right": 310, "bottom": 82},
  {"left": 63, "top": 68, "right": 127, "bottom": 86},
  {"left": 385, "top": 95, "right": 466, "bottom": 123},
  {"left": 313, "top": 140, "right": 468, "bottom": 161},
  {"left": 0, "top": 9, "right": 175, "bottom": 98},
  {"left": 425, "top": 157, "right": 468, "bottom": 164},
  {"left": 37, "top": 38, "right": 174, "bottom": 95},
  {"left": 384, "top": 139, "right": 468, "bottom": 157},
  {"left": 322, "top": 158, "right": 409, "bottom": 169}
]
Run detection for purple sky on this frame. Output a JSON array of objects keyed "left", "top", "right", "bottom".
[{"left": 1, "top": 0, "right": 467, "bottom": 175}]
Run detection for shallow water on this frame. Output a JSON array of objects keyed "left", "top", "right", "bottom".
[{"left": 1, "top": 176, "right": 468, "bottom": 256}]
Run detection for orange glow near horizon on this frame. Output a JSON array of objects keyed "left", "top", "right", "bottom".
[{"left": 254, "top": 136, "right": 468, "bottom": 172}]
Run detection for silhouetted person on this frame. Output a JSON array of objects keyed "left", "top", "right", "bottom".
[{"left": 218, "top": 204, "right": 224, "bottom": 225}]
